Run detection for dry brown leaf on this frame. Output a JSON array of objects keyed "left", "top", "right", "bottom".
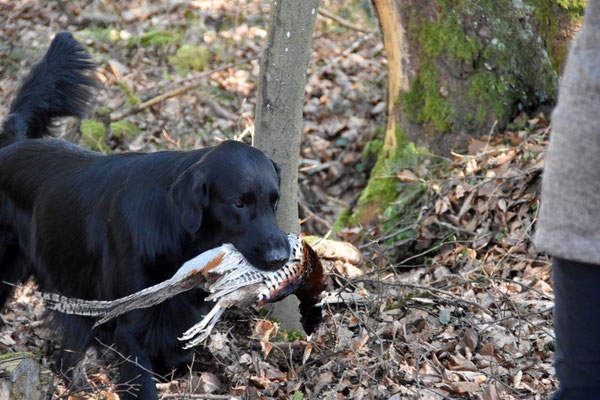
[
  {"left": 302, "top": 343, "right": 312, "bottom": 364},
  {"left": 458, "top": 191, "right": 475, "bottom": 219},
  {"left": 252, "top": 319, "right": 278, "bottom": 359},
  {"left": 450, "top": 381, "right": 482, "bottom": 394},
  {"left": 482, "top": 382, "right": 501, "bottom": 400},
  {"left": 468, "top": 138, "right": 488, "bottom": 155},
  {"left": 310, "top": 238, "right": 364, "bottom": 265},
  {"left": 435, "top": 196, "right": 451, "bottom": 215},
  {"left": 265, "top": 368, "right": 286, "bottom": 381},
  {"left": 448, "top": 354, "right": 478, "bottom": 371},
  {"left": 512, "top": 370, "right": 524, "bottom": 390},
  {"left": 352, "top": 334, "right": 369, "bottom": 352},
  {"left": 249, "top": 376, "right": 270, "bottom": 389},
  {"left": 398, "top": 169, "right": 418, "bottom": 182},
  {"left": 489, "top": 149, "right": 517, "bottom": 167},
  {"left": 466, "top": 158, "right": 481, "bottom": 174},
  {"left": 480, "top": 341, "right": 494, "bottom": 357},
  {"left": 200, "top": 372, "right": 222, "bottom": 393}
]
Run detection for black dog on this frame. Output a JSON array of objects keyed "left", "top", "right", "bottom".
[{"left": 0, "top": 32, "right": 290, "bottom": 399}]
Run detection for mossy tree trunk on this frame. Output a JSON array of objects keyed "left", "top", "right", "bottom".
[
  {"left": 253, "top": 0, "right": 320, "bottom": 330},
  {"left": 375, "top": 0, "right": 583, "bottom": 154},
  {"left": 349, "top": 0, "right": 582, "bottom": 225}
]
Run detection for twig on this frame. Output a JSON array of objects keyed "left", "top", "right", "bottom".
[
  {"left": 317, "top": 7, "right": 375, "bottom": 34},
  {"left": 472, "top": 275, "right": 554, "bottom": 301},
  {"left": 162, "top": 130, "right": 182, "bottom": 148},
  {"left": 299, "top": 202, "right": 333, "bottom": 230},
  {"left": 109, "top": 56, "right": 259, "bottom": 122},
  {"left": 432, "top": 217, "right": 477, "bottom": 235},
  {"left": 318, "top": 32, "right": 376, "bottom": 74},
  {"left": 353, "top": 278, "right": 493, "bottom": 316},
  {"left": 159, "top": 395, "right": 231, "bottom": 399}
]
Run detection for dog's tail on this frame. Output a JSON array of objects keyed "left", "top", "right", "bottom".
[{"left": 0, "top": 31, "right": 97, "bottom": 147}]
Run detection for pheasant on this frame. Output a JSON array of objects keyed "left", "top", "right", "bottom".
[{"left": 32, "top": 233, "right": 327, "bottom": 348}]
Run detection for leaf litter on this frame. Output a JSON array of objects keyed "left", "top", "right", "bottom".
[{"left": 0, "top": 0, "right": 557, "bottom": 399}]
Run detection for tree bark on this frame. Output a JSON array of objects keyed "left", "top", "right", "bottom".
[
  {"left": 372, "top": 0, "right": 581, "bottom": 155},
  {"left": 373, "top": 0, "right": 409, "bottom": 149},
  {"left": 0, "top": 353, "right": 53, "bottom": 400},
  {"left": 254, "top": 0, "right": 320, "bottom": 331},
  {"left": 254, "top": 0, "right": 319, "bottom": 234},
  {"left": 348, "top": 0, "right": 581, "bottom": 225}
]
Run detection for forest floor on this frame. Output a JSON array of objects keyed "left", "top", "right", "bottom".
[{"left": 0, "top": 1, "right": 556, "bottom": 399}]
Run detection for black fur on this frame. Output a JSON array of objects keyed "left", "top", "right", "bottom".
[{"left": 0, "top": 32, "right": 290, "bottom": 399}]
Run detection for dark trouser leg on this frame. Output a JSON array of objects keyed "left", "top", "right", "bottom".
[{"left": 553, "top": 257, "right": 600, "bottom": 399}]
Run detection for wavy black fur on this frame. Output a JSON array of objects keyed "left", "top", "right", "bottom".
[{"left": 0, "top": 32, "right": 96, "bottom": 146}]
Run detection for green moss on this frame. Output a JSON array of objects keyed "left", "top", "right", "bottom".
[
  {"left": 468, "top": 71, "right": 510, "bottom": 124},
  {"left": 0, "top": 352, "right": 31, "bottom": 362},
  {"left": 332, "top": 208, "right": 353, "bottom": 232},
  {"left": 352, "top": 129, "right": 428, "bottom": 223},
  {"left": 76, "top": 28, "right": 119, "bottom": 44},
  {"left": 412, "top": 0, "right": 559, "bottom": 127},
  {"left": 110, "top": 121, "right": 140, "bottom": 138},
  {"left": 554, "top": 0, "right": 586, "bottom": 14},
  {"left": 80, "top": 119, "right": 110, "bottom": 153},
  {"left": 129, "top": 30, "right": 182, "bottom": 47},
  {"left": 116, "top": 81, "right": 141, "bottom": 107},
  {"left": 527, "top": 0, "right": 584, "bottom": 70},
  {"left": 421, "top": 11, "right": 481, "bottom": 61},
  {"left": 288, "top": 391, "right": 304, "bottom": 400},
  {"left": 98, "top": 106, "right": 112, "bottom": 117},
  {"left": 277, "top": 328, "right": 304, "bottom": 342},
  {"left": 400, "top": 62, "right": 453, "bottom": 133},
  {"left": 169, "top": 44, "right": 210, "bottom": 71},
  {"left": 399, "top": 6, "right": 480, "bottom": 134},
  {"left": 362, "top": 138, "right": 384, "bottom": 158},
  {"left": 301, "top": 235, "right": 319, "bottom": 245}
]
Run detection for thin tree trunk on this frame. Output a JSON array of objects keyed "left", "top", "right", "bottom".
[
  {"left": 254, "top": 0, "right": 319, "bottom": 234},
  {"left": 253, "top": 0, "right": 319, "bottom": 331}
]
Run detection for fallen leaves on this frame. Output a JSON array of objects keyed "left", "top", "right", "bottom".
[{"left": 0, "top": 0, "right": 559, "bottom": 399}]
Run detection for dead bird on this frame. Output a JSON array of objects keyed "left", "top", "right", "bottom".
[{"left": 30, "top": 233, "right": 328, "bottom": 347}]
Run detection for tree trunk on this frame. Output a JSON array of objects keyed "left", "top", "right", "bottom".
[
  {"left": 349, "top": 0, "right": 581, "bottom": 225},
  {"left": 372, "top": 0, "right": 582, "bottom": 155},
  {"left": 254, "top": 0, "right": 320, "bottom": 234},
  {"left": 254, "top": 0, "right": 319, "bottom": 331}
]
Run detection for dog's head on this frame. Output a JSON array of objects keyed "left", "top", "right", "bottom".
[{"left": 169, "top": 141, "right": 290, "bottom": 271}]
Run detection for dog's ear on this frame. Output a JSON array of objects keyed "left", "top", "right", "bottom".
[
  {"left": 271, "top": 159, "right": 282, "bottom": 188},
  {"left": 169, "top": 166, "right": 209, "bottom": 234}
]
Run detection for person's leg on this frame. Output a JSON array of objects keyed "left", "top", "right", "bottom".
[{"left": 553, "top": 257, "right": 600, "bottom": 399}]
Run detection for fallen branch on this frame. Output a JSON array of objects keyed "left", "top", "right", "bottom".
[
  {"left": 354, "top": 278, "right": 493, "bottom": 316},
  {"left": 109, "top": 56, "right": 259, "bottom": 122},
  {"left": 318, "top": 7, "right": 375, "bottom": 34}
]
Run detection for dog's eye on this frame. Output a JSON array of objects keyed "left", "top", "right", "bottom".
[
  {"left": 234, "top": 200, "right": 245, "bottom": 208},
  {"left": 270, "top": 194, "right": 279, "bottom": 211}
]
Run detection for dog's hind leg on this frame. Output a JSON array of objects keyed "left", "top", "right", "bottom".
[
  {"left": 54, "top": 314, "right": 97, "bottom": 392},
  {"left": 0, "top": 227, "right": 31, "bottom": 312},
  {"left": 112, "top": 325, "right": 159, "bottom": 400}
]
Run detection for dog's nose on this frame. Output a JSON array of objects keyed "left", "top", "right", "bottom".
[{"left": 263, "top": 246, "right": 289, "bottom": 270}]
